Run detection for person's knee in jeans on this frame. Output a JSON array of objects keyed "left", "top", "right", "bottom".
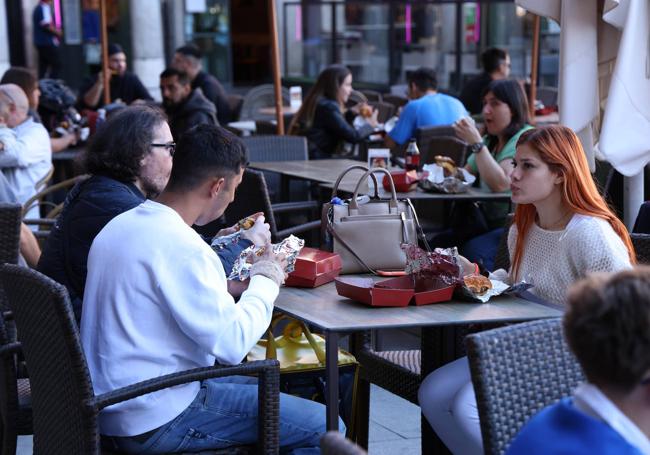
[{"left": 461, "top": 228, "right": 504, "bottom": 271}]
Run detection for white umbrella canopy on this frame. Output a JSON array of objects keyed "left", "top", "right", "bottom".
[{"left": 517, "top": 0, "right": 650, "bottom": 227}]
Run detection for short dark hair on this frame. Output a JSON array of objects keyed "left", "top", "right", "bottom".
[
  {"left": 565, "top": 267, "right": 650, "bottom": 393},
  {"left": 166, "top": 124, "right": 248, "bottom": 191},
  {"left": 160, "top": 68, "right": 191, "bottom": 86},
  {"left": 83, "top": 105, "right": 168, "bottom": 183},
  {"left": 175, "top": 44, "right": 203, "bottom": 60},
  {"left": 406, "top": 67, "right": 438, "bottom": 92},
  {"left": 482, "top": 47, "right": 508, "bottom": 74},
  {"left": 0, "top": 67, "right": 38, "bottom": 100}
]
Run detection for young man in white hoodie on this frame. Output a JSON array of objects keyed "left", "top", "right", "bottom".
[{"left": 81, "top": 124, "right": 332, "bottom": 453}]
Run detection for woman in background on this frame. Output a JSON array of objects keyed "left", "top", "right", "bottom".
[{"left": 289, "top": 64, "right": 378, "bottom": 159}]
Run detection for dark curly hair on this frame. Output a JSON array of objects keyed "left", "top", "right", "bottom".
[
  {"left": 565, "top": 267, "right": 650, "bottom": 392},
  {"left": 82, "top": 105, "right": 168, "bottom": 182}
]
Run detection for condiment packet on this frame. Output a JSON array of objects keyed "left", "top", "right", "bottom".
[{"left": 228, "top": 235, "right": 305, "bottom": 281}]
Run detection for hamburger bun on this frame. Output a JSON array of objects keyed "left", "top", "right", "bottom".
[{"left": 463, "top": 274, "right": 493, "bottom": 296}]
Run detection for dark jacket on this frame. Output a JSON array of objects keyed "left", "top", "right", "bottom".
[
  {"left": 460, "top": 72, "right": 493, "bottom": 115},
  {"left": 304, "top": 98, "right": 374, "bottom": 160},
  {"left": 38, "top": 175, "right": 248, "bottom": 323},
  {"left": 80, "top": 72, "right": 153, "bottom": 109},
  {"left": 193, "top": 71, "right": 231, "bottom": 125},
  {"left": 167, "top": 88, "right": 218, "bottom": 141}
]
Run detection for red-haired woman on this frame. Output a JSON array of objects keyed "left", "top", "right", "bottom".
[{"left": 418, "top": 125, "right": 635, "bottom": 455}]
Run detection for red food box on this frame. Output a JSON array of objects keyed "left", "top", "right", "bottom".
[
  {"left": 383, "top": 170, "right": 419, "bottom": 193},
  {"left": 335, "top": 275, "right": 456, "bottom": 307},
  {"left": 285, "top": 248, "right": 342, "bottom": 288},
  {"left": 335, "top": 276, "right": 414, "bottom": 307}
]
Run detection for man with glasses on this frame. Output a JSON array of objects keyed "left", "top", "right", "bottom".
[
  {"left": 0, "top": 83, "right": 52, "bottom": 221},
  {"left": 160, "top": 67, "right": 218, "bottom": 141},
  {"left": 507, "top": 268, "right": 650, "bottom": 454},
  {"left": 460, "top": 47, "right": 511, "bottom": 115},
  {"left": 38, "top": 106, "right": 266, "bottom": 323}
]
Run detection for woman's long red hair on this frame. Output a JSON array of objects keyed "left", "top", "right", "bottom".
[{"left": 511, "top": 126, "right": 635, "bottom": 280}]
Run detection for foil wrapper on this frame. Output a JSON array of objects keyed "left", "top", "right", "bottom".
[
  {"left": 228, "top": 235, "right": 305, "bottom": 281},
  {"left": 211, "top": 231, "right": 242, "bottom": 251},
  {"left": 419, "top": 163, "right": 476, "bottom": 194},
  {"left": 402, "top": 244, "right": 462, "bottom": 286},
  {"left": 457, "top": 279, "right": 535, "bottom": 303}
]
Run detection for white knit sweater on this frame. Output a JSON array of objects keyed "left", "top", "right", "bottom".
[{"left": 491, "top": 214, "right": 631, "bottom": 304}]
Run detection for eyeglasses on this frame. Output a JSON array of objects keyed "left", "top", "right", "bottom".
[{"left": 151, "top": 142, "right": 176, "bottom": 156}]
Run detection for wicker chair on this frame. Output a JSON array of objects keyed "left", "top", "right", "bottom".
[
  {"left": 368, "top": 101, "right": 395, "bottom": 124},
  {"left": 223, "top": 169, "right": 320, "bottom": 243},
  {"left": 0, "top": 204, "right": 22, "bottom": 266},
  {"left": 242, "top": 136, "right": 308, "bottom": 162},
  {"left": 0, "top": 264, "right": 281, "bottom": 455},
  {"left": 631, "top": 233, "right": 650, "bottom": 264},
  {"left": 466, "top": 318, "right": 584, "bottom": 455},
  {"left": 227, "top": 94, "right": 245, "bottom": 122},
  {"left": 320, "top": 431, "right": 367, "bottom": 455},
  {"left": 382, "top": 94, "right": 408, "bottom": 110},
  {"left": 415, "top": 125, "right": 467, "bottom": 166},
  {"left": 359, "top": 90, "right": 382, "bottom": 103},
  {"left": 0, "top": 313, "right": 32, "bottom": 455}
]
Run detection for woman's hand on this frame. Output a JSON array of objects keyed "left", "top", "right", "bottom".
[{"left": 453, "top": 117, "right": 483, "bottom": 145}]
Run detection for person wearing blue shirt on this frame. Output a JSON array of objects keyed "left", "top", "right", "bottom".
[
  {"left": 386, "top": 67, "right": 467, "bottom": 147},
  {"left": 507, "top": 268, "right": 650, "bottom": 455}
]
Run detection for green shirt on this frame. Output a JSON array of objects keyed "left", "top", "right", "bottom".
[{"left": 466, "top": 124, "right": 533, "bottom": 228}]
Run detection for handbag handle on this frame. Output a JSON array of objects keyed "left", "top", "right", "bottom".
[
  {"left": 350, "top": 167, "right": 398, "bottom": 211},
  {"left": 264, "top": 314, "right": 326, "bottom": 365},
  {"left": 331, "top": 165, "right": 379, "bottom": 200}
]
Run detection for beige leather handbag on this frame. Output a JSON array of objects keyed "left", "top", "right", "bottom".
[{"left": 323, "top": 166, "right": 427, "bottom": 274}]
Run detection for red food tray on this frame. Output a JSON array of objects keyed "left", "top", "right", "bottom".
[
  {"left": 335, "top": 275, "right": 456, "bottom": 307},
  {"left": 285, "top": 270, "right": 340, "bottom": 288}
]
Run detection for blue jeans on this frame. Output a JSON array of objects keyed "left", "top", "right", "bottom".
[
  {"left": 461, "top": 228, "right": 504, "bottom": 272},
  {"left": 106, "top": 376, "right": 341, "bottom": 454}
]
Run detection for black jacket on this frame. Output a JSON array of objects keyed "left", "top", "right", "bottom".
[
  {"left": 305, "top": 98, "right": 374, "bottom": 159},
  {"left": 80, "top": 72, "right": 153, "bottom": 109},
  {"left": 460, "top": 72, "right": 493, "bottom": 115},
  {"left": 166, "top": 88, "right": 218, "bottom": 141},
  {"left": 193, "top": 71, "right": 231, "bottom": 125}
]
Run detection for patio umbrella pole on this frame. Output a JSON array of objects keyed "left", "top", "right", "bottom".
[
  {"left": 268, "top": 0, "right": 284, "bottom": 135},
  {"left": 99, "top": 0, "right": 110, "bottom": 105},
  {"left": 529, "top": 14, "right": 540, "bottom": 120}
]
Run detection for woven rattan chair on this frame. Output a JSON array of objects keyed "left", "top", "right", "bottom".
[
  {"left": 382, "top": 94, "right": 408, "bottom": 110},
  {"left": 0, "top": 264, "right": 281, "bottom": 455},
  {"left": 631, "top": 233, "right": 650, "bottom": 264},
  {"left": 320, "top": 431, "right": 367, "bottom": 455},
  {"left": 0, "top": 204, "right": 22, "bottom": 266},
  {"left": 242, "top": 136, "right": 308, "bottom": 162},
  {"left": 368, "top": 101, "right": 395, "bottom": 124},
  {"left": 415, "top": 125, "right": 467, "bottom": 167},
  {"left": 223, "top": 169, "right": 320, "bottom": 243},
  {"left": 0, "top": 313, "right": 32, "bottom": 455},
  {"left": 466, "top": 318, "right": 583, "bottom": 455}
]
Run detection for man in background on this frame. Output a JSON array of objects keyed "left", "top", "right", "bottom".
[
  {"left": 32, "top": 0, "right": 62, "bottom": 78},
  {"left": 386, "top": 67, "right": 467, "bottom": 147},
  {"left": 460, "top": 47, "right": 511, "bottom": 115},
  {"left": 81, "top": 43, "right": 153, "bottom": 109},
  {"left": 172, "top": 44, "right": 231, "bottom": 125},
  {"left": 160, "top": 68, "right": 218, "bottom": 141}
]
